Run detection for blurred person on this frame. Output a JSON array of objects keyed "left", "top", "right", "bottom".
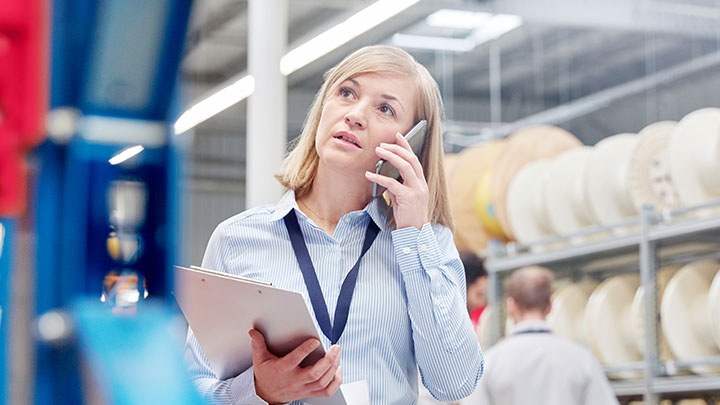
[
  {"left": 461, "top": 251, "right": 488, "bottom": 329},
  {"left": 461, "top": 265, "right": 618, "bottom": 405},
  {"left": 184, "top": 44, "right": 484, "bottom": 404}
]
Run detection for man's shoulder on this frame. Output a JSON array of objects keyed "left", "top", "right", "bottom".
[{"left": 489, "top": 332, "right": 595, "bottom": 356}]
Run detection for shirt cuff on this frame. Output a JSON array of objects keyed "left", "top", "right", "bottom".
[
  {"left": 229, "top": 367, "right": 271, "bottom": 405},
  {"left": 392, "top": 223, "right": 442, "bottom": 273}
]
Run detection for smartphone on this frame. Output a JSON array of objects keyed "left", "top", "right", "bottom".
[{"left": 372, "top": 119, "right": 428, "bottom": 197}]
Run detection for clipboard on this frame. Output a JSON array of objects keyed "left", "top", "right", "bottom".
[{"left": 173, "top": 265, "right": 326, "bottom": 380}]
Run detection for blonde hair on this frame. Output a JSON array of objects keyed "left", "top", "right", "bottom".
[{"left": 275, "top": 45, "right": 453, "bottom": 229}]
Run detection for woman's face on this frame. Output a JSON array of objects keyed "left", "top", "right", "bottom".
[
  {"left": 467, "top": 276, "right": 488, "bottom": 312},
  {"left": 315, "top": 72, "right": 418, "bottom": 177}
]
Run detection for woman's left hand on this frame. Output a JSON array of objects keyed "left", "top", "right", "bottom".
[{"left": 365, "top": 132, "right": 430, "bottom": 230}]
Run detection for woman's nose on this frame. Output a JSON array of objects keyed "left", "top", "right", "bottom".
[{"left": 344, "top": 104, "right": 367, "bottom": 129}]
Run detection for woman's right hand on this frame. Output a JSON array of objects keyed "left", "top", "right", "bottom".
[{"left": 249, "top": 329, "right": 342, "bottom": 403}]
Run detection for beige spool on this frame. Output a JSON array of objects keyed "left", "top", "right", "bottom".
[
  {"left": 448, "top": 140, "right": 505, "bottom": 256},
  {"left": 444, "top": 153, "right": 471, "bottom": 252},
  {"left": 547, "top": 279, "right": 598, "bottom": 348},
  {"left": 661, "top": 259, "right": 720, "bottom": 374},
  {"left": 489, "top": 125, "right": 582, "bottom": 241},
  {"left": 472, "top": 169, "right": 507, "bottom": 241},
  {"left": 584, "top": 273, "right": 642, "bottom": 379},
  {"left": 630, "top": 266, "right": 680, "bottom": 362}
]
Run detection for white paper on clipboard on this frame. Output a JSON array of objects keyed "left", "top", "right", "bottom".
[
  {"left": 174, "top": 265, "right": 360, "bottom": 404},
  {"left": 174, "top": 265, "right": 326, "bottom": 375}
]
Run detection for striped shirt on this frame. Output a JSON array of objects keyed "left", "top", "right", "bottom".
[{"left": 184, "top": 191, "right": 484, "bottom": 404}]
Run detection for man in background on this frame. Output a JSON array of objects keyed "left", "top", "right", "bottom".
[{"left": 461, "top": 265, "right": 618, "bottom": 405}]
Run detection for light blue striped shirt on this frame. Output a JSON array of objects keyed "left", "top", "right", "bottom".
[{"left": 184, "top": 191, "right": 484, "bottom": 404}]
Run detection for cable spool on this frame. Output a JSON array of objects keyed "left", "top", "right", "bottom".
[
  {"left": 630, "top": 266, "right": 681, "bottom": 362},
  {"left": 661, "top": 259, "right": 720, "bottom": 374},
  {"left": 584, "top": 273, "right": 642, "bottom": 379},
  {"left": 472, "top": 168, "right": 507, "bottom": 241},
  {"left": 584, "top": 133, "right": 640, "bottom": 233},
  {"left": 628, "top": 121, "right": 682, "bottom": 212},
  {"left": 708, "top": 270, "right": 720, "bottom": 352},
  {"left": 505, "top": 159, "right": 554, "bottom": 249},
  {"left": 448, "top": 140, "right": 506, "bottom": 255},
  {"left": 489, "top": 125, "right": 582, "bottom": 241},
  {"left": 668, "top": 108, "right": 720, "bottom": 215},
  {"left": 543, "top": 147, "right": 598, "bottom": 244},
  {"left": 547, "top": 279, "right": 598, "bottom": 348},
  {"left": 444, "top": 153, "right": 471, "bottom": 252}
]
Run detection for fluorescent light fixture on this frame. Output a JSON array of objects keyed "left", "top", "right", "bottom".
[
  {"left": 175, "top": 0, "right": 419, "bottom": 135},
  {"left": 174, "top": 75, "right": 256, "bottom": 135},
  {"left": 393, "top": 11, "right": 522, "bottom": 52},
  {"left": 392, "top": 33, "right": 475, "bottom": 52},
  {"left": 280, "top": 0, "right": 420, "bottom": 75},
  {"left": 470, "top": 14, "right": 523, "bottom": 44},
  {"left": 109, "top": 145, "right": 144, "bottom": 165},
  {"left": 425, "top": 9, "right": 493, "bottom": 30}
]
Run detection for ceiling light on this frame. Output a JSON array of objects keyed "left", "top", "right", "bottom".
[
  {"left": 425, "top": 9, "right": 493, "bottom": 30},
  {"left": 471, "top": 14, "right": 523, "bottom": 43},
  {"left": 392, "top": 34, "right": 476, "bottom": 52},
  {"left": 175, "top": 0, "right": 419, "bottom": 134},
  {"left": 174, "top": 75, "right": 255, "bottom": 135},
  {"left": 393, "top": 12, "right": 522, "bottom": 52},
  {"left": 109, "top": 145, "right": 144, "bottom": 165},
  {"left": 280, "top": 0, "right": 420, "bottom": 75}
]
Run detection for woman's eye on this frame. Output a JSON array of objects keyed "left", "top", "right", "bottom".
[
  {"left": 339, "top": 87, "right": 354, "bottom": 98},
  {"left": 379, "top": 104, "right": 395, "bottom": 117}
]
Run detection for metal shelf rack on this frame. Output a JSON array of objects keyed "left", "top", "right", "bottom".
[{"left": 483, "top": 201, "right": 720, "bottom": 405}]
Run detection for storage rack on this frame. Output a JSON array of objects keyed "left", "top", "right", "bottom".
[{"left": 483, "top": 201, "right": 720, "bottom": 405}]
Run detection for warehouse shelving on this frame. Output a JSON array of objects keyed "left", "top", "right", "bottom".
[{"left": 483, "top": 200, "right": 720, "bottom": 404}]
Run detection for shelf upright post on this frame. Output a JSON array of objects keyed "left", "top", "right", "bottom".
[
  {"left": 487, "top": 239, "right": 506, "bottom": 345},
  {"left": 639, "top": 204, "right": 661, "bottom": 405}
]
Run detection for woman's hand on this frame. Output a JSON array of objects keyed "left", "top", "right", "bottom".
[
  {"left": 365, "top": 132, "right": 430, "bottom": 230},
  {"left": 249, "top": 329, "right": 342, "bottom": 403}
]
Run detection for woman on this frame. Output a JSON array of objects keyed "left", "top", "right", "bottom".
[{"left": 185, "top": 44, "right": 484, "bottom": 404}]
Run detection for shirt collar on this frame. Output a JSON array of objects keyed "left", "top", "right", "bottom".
[
  {"left": 509, "top": 319, "right": 552, "bottom": 335},
  {"left": 269, "top": 190, "right": 389, "bottom": 231}
]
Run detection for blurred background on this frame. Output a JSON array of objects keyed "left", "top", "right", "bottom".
[{"left": 2, "top": 0, "right": 720, "bottom": 404}]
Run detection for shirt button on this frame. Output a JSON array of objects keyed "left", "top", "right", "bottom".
[
  {"left": 420, "top": 244, "right": 427, "bottom": 251},
  {"left": 402, "top": 247, "right": 411, "bottom": 254},
  {"left": 433, "top": 298, "right": 441, "bottom": 306}
]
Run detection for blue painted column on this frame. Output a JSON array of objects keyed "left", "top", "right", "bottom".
[{"left": 0, "top": 219, "right": 15, "bottom": 404}]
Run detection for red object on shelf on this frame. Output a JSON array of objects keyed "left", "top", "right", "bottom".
[{"left": 0, "top": 0, "right": 49, "bottom": 216}]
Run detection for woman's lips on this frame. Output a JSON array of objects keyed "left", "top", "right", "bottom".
[{"left": 334, "top": 131, "right": 361, "bottom": 148}]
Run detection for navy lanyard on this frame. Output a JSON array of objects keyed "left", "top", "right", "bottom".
[{"left": 283, "top": 209, "right": 380, "bottom": 344}]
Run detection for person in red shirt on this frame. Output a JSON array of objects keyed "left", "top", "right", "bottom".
[{"left": 461, "top": 251, "right": 488, "bottom": 328}]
